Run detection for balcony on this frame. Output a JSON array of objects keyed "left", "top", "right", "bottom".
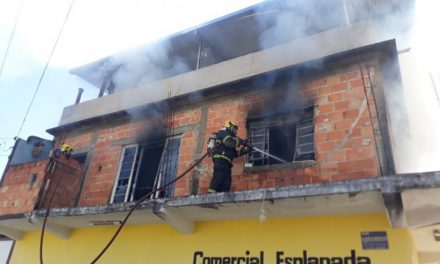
[{"left": 0, "top": 143, "right": 439, "bottom": 241}]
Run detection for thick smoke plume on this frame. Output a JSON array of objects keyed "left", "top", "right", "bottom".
[
  {"left": 252, "top": 0, "right": 440, "bottom": 173},
  {"left": 97, "top": 41, "right": 190, "bottom": 92},
  {"left": 89, "top": 0, "right": 440, "bottom": 174}
]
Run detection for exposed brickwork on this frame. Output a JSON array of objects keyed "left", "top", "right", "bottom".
[
  {"left": 1, "top": 55, "right": 386, "bottom": 211},
  {"left": 65, "top": 58, "right": 382, "bottom": 204},
  {"left": 174, "top": 108, "right": 202, "bottom": 196},
  {"left": 39, "top": 156, "right": 83, "bottom": 209},
  {"left": 0, "top": 160, "right": 47, "bottom": 215},
  {"left": 56, "top": 108, "right": 206, "bottom": 204},
  {"left": 76, "top": 122, "right": 144, "bottom": 206},
  {"left": 0, "top": 156, "right": 83, "bottom": 214},
  {"left": 197, "top": 60, "right": 382, "bottom": 192}
]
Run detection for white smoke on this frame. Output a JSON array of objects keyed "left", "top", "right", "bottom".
[
  {"left": 251, "top": 0, "right": 440, "bottom": 173},
  {"left": 255, "top": 0, "right": 342, "bottom": 50},
  {"left": 107, "top": 41, "right": 190, "bottom": 92},
  {"left": 394, "top": 0, "right": 440, "bottom": 172}
]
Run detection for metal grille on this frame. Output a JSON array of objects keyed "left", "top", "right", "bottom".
[
  {"left": 111, "top": 136, "right": 181, "bottom": 203},
  {"left": 247, "top": 108, "right": 315, "bottom": 166},
  {"left": 248, "top": 127, "right": 270, "bottom": 166},
  {"left": 295, "top": 115, "right": 315, "bottom": 161},
  {"left": 112, "top": 146, "right": 138, "bottom": 203},
  {"left": 152, "top": 137, "right": 181, "bottom": 199}
]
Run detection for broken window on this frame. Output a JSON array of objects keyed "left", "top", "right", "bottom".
[
  {"left": 110, "top": 136, "right": 181, "bottom": 203},
  {"left": 246, "top": 107, "right": 315, "bottom": 166}
]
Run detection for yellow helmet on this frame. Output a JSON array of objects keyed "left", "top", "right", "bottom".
[
  {"left": 61, "top": 143, "right": 73, "bottom": 153},
  {"left": 224, "top": 120, "right": 238, "bottom": 135},
  {"left": 224, "top": 120, "right": 238, "bottom": 129}
]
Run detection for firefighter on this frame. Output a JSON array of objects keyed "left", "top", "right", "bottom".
[
  {"left": 207, "top": 120, "right": 253, "bottom": 193},
  {"left": 54, "top": 143, "right": 74, "bottom": 159}
]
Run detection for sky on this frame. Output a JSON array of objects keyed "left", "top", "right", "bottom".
[
  {"left": 0, "top": 1, "right": 440, "bottom": 176},
  {"left": 0, "top": 0, "right": 264, "bottom": 176}
]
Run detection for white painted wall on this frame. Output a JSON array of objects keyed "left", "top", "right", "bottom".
[{"left": 0, "top": 241, "right": 13, "bottom": 264}]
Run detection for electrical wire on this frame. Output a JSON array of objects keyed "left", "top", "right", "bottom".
[
  {"left": 89, "top": 151, "right": 210, "bottom": 264},
  {"left": 39, "top": 159, "right": 64, "bottom": 264},
  {"left": 38, "top": 149, "right": 211, "bottom": 264},
  {"left": 0, "top": 0, "right": 25, "bottom": 78},
  {"left": 16, "top": 0, "right": 76, "bottom": 139}
]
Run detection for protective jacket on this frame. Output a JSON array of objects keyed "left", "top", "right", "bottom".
[{"left": 211, "top": 128, "right": 243, "bottom": 165}]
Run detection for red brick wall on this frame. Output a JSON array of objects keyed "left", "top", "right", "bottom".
[
  {"left": 77, "top": 126, "right": 122, "bottom": 206},
  {"left": 0, "top": 160, "right": 47, "bottom": 215},
  {"left": 197, "top": 62, "right": 382, "bottom": 193},
  {"left": 39, "top": 156, "right": 83, "bottom": 209},
  {"left": 174, "top": 109, "right": 201, "bottom": 196},
  {"left": 53, "top": 57, "right": 384, "bottom": 206},
  {"left": 75, "top": 118, "right": 177, "bottom": 206},
  {"left": 0, "top": 155, "right": 84, "bottom": 214}
]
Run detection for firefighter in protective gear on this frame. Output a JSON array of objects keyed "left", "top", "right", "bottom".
[
  {"left": 207, "top": 120, "right": 253, "bottom": 193},
  {"left": 54, "top": 143, "right": 74, "bottom": 159}
]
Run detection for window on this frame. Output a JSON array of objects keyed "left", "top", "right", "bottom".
[
  {"left": 110, "top": 137, "right": 181, "bottom": 203},
  {"left": 71, "top": 152, "right": 87, "bottom": 164},
  {"left": 246, "top": 107, "right": 315, "bottom": 166}
]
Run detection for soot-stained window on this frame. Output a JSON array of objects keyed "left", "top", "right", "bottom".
[
  {"left": 71, "top": 152, "right": 87, "bottom": 164},
  {"left": 247, "top": 107, "right": 315, "bottom": 166},
  {"left": 111, "top": 136, "right": 181, "bottom": 203}
]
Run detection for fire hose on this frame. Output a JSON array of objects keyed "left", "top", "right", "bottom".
[
  {"left": 89, "top": 151, "right": 210, "bottom": 263},
  {"left": 39, "top": 150, "right": 211, "bottom": 264},
  {"left": 39, "top": 143, "right": 290, "bottom": 263},
  {"left": 251, "top": 146, "right": 291, "bottom": 165}
]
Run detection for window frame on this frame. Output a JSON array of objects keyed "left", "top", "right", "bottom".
[
  {"left": 110, "top": 144, "right": 140, "bottom": 204},
  {"left": 151, "top": 136, "right": 181, "bottom": 199},
  {"left": 246, "top": 107, "right": 315, "bottom": 167},
  {"left": 110, "top": 136, "right": 182, "bottom": 204}
]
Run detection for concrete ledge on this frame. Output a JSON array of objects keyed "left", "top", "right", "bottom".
[
  {"left": 32, "top": 200, "right": 155, "bottom": 218},
  {"left": 31, "top": 219, "right": 72, "bottom": 239},
  {"left": 0, "top": 225, "right": 24, "bottom": 240},
  {"left": 153, "top": 204, "right": 195, "bottom": 234},
  {"left": 0, "top": 172, "right": 438, "bottom": 233},
  {"left": 28, "top": 171, "right": 440, "bottom": 218},
  {"left": 167, "top": 172, "right": 440, "bottom": 207}
]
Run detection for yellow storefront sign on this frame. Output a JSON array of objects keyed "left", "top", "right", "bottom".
[{"left": 10, "top": 214, "right": 417, "bottom": 264}]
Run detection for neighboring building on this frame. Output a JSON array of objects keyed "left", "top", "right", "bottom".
[{"left": 1, "top": 0, "right": 439, "bottom": 263}]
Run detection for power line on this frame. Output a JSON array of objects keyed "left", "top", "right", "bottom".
[
  {"left": 0, "top": 0, "right": 25, "bottom": 78},
  {"left": 16, "top": 0, "right": 76, "bottom": 138}
]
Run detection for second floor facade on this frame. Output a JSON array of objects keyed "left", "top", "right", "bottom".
[{"left": 0, "top": 41, "right": 397, "bottom": 215}]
